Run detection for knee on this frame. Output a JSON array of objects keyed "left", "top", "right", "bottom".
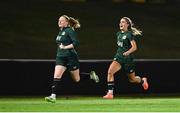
[
  {"left": 129, "top": 76, "right": 141, "bottom": 83},
  {"left": 54, "top": 74, "right": 62, "bottom": 79},
  {"left": 108, "top": 70, "right": 114, "bottom": 77},
  {"left": 74, "top": 78, "right": 80, "bottom": 82},
  {"left": 129, "top": 77, "right": 136, "bottom": 83}
]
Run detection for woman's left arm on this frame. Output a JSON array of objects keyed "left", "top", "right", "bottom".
[{"left": 123, "top": 40, "right": 137, "bottom": 56}]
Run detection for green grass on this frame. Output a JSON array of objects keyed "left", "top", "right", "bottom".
[{"left": 0, "top": 95, "right": 180, "bottom": 112}]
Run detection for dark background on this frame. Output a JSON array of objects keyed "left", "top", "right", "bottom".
[
  {"left": 0, "top": 59, "right": 180, "bottom": 95},
  {"left": 1, "top": 0, "right": 180, "bottom": 59},
  {"left": 1, "top": 0, "right": 180, "bottom": 96}
]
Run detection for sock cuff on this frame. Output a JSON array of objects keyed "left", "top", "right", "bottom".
[
  {"left": 54, "top": 78, "right": 61, "bottom": 81},
  {"left": 108, "top": 81, "right": 114, "bottom": 85},
  {"left": 140, "top": 78, "right": 144, "bottom": 84},
  {"left": 108, "top": 81, "right": 114, "bottom": 90}
]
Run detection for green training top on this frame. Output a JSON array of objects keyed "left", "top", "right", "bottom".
[
  {"left": 56, "top": 27, "right": 79, "bottom": 57},
  {"left": 116, "top": 31, "right": 134, "bottom": 57}
]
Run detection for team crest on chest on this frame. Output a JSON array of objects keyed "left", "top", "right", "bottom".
[
  {"left": 61, "top": 31, "right": 66, "bottom": 35},
  {"left": 122, "top": 35, "right": 127, "bottom": 39}
]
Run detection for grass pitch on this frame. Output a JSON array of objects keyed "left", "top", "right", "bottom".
[{"left": 0, "top": 95, "right": 180, "bottom": 112}]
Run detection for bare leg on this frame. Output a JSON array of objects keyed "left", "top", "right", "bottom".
[
  {"left": 52, "top": 65, "right": 66, "bottom": 95},
  {"left": 54, "top": 65, "right": 67, "bottom": 79},
  {"left": 127, "top": 72, "right": 149, "bottom": 90},
  {"left": 70, "top": 69, "right": 80, "bottom": 82},
  {"left": 107, "top": 61, "right": 121, "bottom": 82},
  {"left": 45, "top": 65, "right": 67, "bottom": 103},
  {"left": 103, "top": 61, "right": 121, "bottom": 99},
  {"left": 127, "top": 72, "right": 141, "bottom": 83}
]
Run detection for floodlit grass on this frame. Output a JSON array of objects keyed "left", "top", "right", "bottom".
[{"left": 0, "top": 95, "right": 180, "bottom": 112}]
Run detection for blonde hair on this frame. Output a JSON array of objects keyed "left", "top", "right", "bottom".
[
  {"left": 122, "top": 17, "right": 142, "bottom": 36},
  {"left": 62, "top": 15, "right": 81, "bottom": 29}
]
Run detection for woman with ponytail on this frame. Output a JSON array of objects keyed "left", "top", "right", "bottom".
[
  {"left": 103, "top": 17, "right": 149, "bottom": 99},
  {"left": 45, "top": 15, "right": 99, "bottom": 103}
]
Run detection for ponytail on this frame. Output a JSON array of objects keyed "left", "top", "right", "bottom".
[
  {"left": 122, "top": 17, "right": 142, "bottom": 36},
  {"left": 69, "top": 17, "right": 81, "bottom": 29},
  {"left": 131, "top": 27, "right": 142, "bottom": 36},
  {"left": 62, "top": 15, "right": 81, "bottom": 30}
]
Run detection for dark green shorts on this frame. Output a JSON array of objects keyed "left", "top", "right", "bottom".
[
  {"left": 113, "top": 54, "right": 135, "bottom": 73},
  {"left": 56, "top": 55, "right": 79, "bottom": 71}
]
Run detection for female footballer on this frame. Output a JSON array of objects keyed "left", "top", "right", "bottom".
[
  {"left": 45, "top": 15, "right": 99, "bottom": 103},
  {"left": 103, "top": 17, "right": 149, "bottom": 99}
]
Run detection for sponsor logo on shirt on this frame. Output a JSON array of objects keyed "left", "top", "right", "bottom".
[
  {"left": 56, "top": 36, "right": 61, "bottom": 41},
  {"left": 122, "top": 35, "right": 127, "bottom": 39},
  {"left": 117, "top": 41, "right": 123, "bottom": 47},
  {"left": 62, "top": 32, "right": 66, "bottom": 35}
]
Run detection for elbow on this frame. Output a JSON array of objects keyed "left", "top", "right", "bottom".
[
  {"left": 72, "top": 43, "right": 78, "bottom": 48},
  {"left": 132, "top": 46, "right": 137, "bottom": 53},
  {"left": 73, "top": 41, "right": 79, "bottom": 48},
  {"left": 134, "top": 46, "right": 137, "bottom": 51}
]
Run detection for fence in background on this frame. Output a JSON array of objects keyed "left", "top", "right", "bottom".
[{"left": 0, "top": 59, "right": 180, "bottom": 95}]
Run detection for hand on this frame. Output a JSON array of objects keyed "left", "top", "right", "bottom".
[
  {"left": 123, "top": 51, "right": 130, "bottom": 56},
  {"left": 59, "top": 43, "right": 65, "bottom": 49}
]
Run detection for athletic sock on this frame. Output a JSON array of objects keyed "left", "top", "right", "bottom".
[
  {"left": 80, "top": 72, "right": 90, "bottom": 80},
  {"left": 135, "top": 76, "right": 144, "bottom": 84},
  {"left": 51, "top": 78, "right": 61, "bottom": 95},
  {"left": 140, "top": 78, "right": 144, "bottom": 84},
  {"left": 107, "top": 81, "right": 114, "bottom": 94},
  {"left": 51, "top": 93, "right": 56, "bottom": 98}
]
